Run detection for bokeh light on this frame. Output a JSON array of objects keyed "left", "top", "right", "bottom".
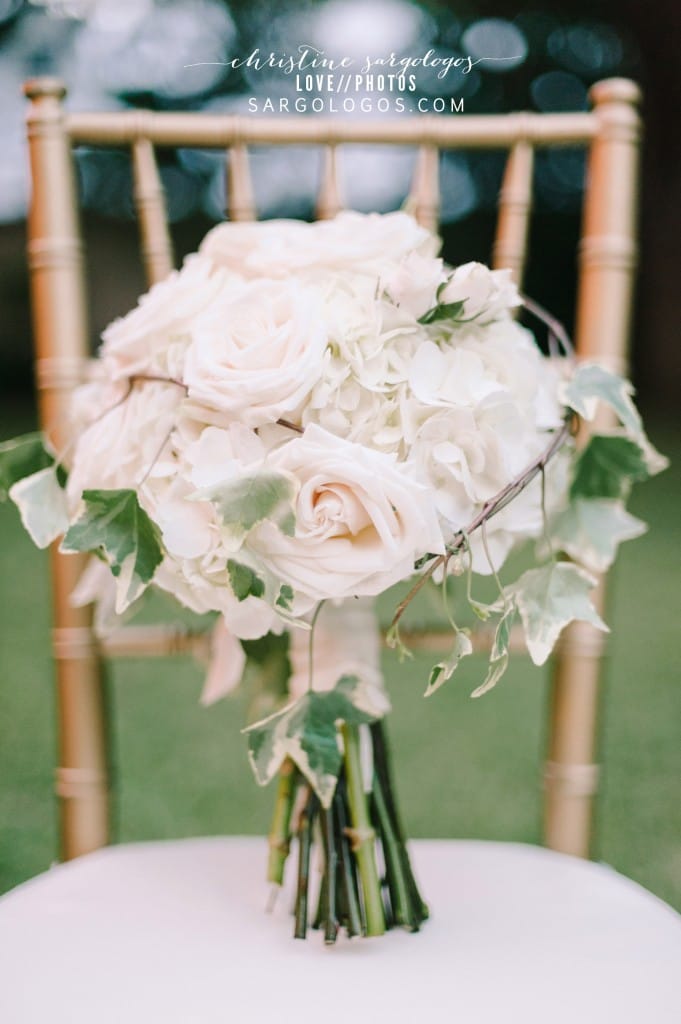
[
  {"left": 0, "top": 1, "right": 639, "bottom": 225},
  {"left": 461, "top": 18, "right": 527, "bottom": 73}
]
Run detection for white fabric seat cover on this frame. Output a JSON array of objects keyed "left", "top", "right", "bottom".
[{"left": 1, "top": 837, "right": 679, "bottom": 1023}]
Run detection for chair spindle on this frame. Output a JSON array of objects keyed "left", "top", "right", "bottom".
[
  {"left": 23, "top": 78, "right": 110, "bottom": 861},
  {"left": 493, "top": 139, "right": 534, "bottom": 287},
  {"left": 316, "top": 144, "right": 343, "bottom": 220},
  {"left": 405, "top": 144, "right": 440, "bottom": 232},
  {"left": 131, "top": 137, "right": 174, "bottom": 286},
  {"left": 227, "top": 142, "right": 256, "bottom": 221}
]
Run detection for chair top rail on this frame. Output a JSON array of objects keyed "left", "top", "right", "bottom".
[{"left": 63, "top": 110, "right": 598, "bottom": 150}]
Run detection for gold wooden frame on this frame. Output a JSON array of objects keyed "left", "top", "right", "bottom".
[{"left": 23, "top": 76, "right": 641, "bottom": 862}]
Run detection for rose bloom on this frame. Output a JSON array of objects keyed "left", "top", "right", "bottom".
[
  {"left": 100, "top": 254, "right": 237, "bottom": 380},
  {"left": 382, "top": 250, "right": 446, "bottom": 320},
  {"left": 65, "top": 380, "right": 183, "bottom": 514},
  {"left": 406, "top": 398, "right": 541, "bottom": 529},
  {"left": 183, "top": 279, "right": 328, "bottom": 427},
  {"left": 199, "top": 210, "right": 439, "bottom": 280},
  {"left": 438, "top": 262, "right": 520, "bottom": 323},
  {"left": 247, "top": 425, "right": 444, "bottom": 602}
]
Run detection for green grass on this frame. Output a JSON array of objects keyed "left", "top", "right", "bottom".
[{"left": 0, "top": 407, "right": 679, "bottom": 909}]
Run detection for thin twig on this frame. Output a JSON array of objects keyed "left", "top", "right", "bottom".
[
  {"left": 389, "top": 415, "right": 573, "bottom": 635},
  {"left": 276, "top": 418, "right": 305, "bottom": 434},
  {"left": 520, "top": 294, "right": 574, "bottom": 357}
]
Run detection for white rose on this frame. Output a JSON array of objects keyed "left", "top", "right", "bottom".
[
  {"left": 100, "top": 254, "right": 237, "bottom": 380},
  {"left": 183, "top": 279, "right": 328, "bottom": 428},
  {"left": 439, "top": 262, "right": 520, "bottom": 323},
  {"left": 200, "top": 211, "right": 439, "bottom": 280},
  {"left": 406, "top": 400, "right": 532, "bottom": 531},
  {"left": 247, "top": 424, "right": 444, "bottom": 602},
  {"left": 66, "top": 380, "right": 182, "bottom": 513},
  {"left": 382, "top": 250, "right": 446, "bottom": 320}
]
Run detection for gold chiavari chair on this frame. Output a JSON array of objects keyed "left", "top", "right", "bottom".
[{"left": 2, "top": 76, "right": 680, "bottom": 1024}]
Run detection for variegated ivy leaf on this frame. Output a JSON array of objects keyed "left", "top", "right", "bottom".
[
  {"left": 201, "top": 471, "right": 296, "bottom": 547},
  {"left": 61, "top": 489, "right": 163, "bottom": 614},
  {"left": 9, "top": 467, "right": 69, "bottom": 548},
  {"left": 243, "top": 674, "right": 383, "bottom": 808},
  {"left": 550, "top": 498, "right": 647, "bottom": 573},
  {"left": 570, "top": 435, "right": 650, "bottom": 500},
  {"left": 425, "top": 630, "right": 473, "bottom": 697},
  {"left": 562, "top": 364, "right": 643, "bottom": 439},
  {"left": 471, "top": 602, "right": 517, "bottom": 698},
  {"left": 504, "top": 562, "right": 608, "bottom": 666},
  {"left": 275, "top": 584, "right": 294, "bottom": 611},
  {"left": 0, "top": 432, "right": 55, "bottom": 501},
  {"left": 418, "top": 299, "right": 465, "bottom": 325},
  {"left": 227, "top": 559, "right": 265, "bottom": 601},
  {"left": 385, "top": 621, "right": 413, "bottom": 662}
]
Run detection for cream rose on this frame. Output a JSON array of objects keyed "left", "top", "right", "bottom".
[
  {"left": 406, "top": 400, "right": 531, "bottom": 530},
  {"left": 65, "top": 380, "right": 183, "bottom": 513},
  {"left": 382, "top": 250, "right": 446, "bottom": 320},
  {"left": 200, "top": 211, "right": 439, "bottom": 280},
  {"left": 183, "top": 279, "right": 328, "bottom": 427},
  {"left": 247, "top": 425, "right": 444, "bottom": 602},
  {"left": 100, "top": 253, "right": 237, "bottom": 380},
  {"left": 438, "top": 262, "right": 520, "bottom": 323}
]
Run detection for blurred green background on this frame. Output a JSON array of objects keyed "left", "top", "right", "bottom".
[{"left": 0, "top": 0, "right": 679, "bottom": 910}]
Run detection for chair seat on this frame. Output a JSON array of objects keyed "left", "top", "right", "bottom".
[{"left": 1, "top": 837, "right": 679, "bottom": 1023}]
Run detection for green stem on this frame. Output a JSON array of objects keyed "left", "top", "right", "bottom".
[
  {"left": 294, "top": 787, "right": 317, "bottom": 940},
  {"left": 267, "top": 759, "right": 297, "bottom": 886},
  {"left": 341, "top": 723, "right": 386, "bottom": 937},
  {"left": 372, "top": 773, "right": 419, "bottom": 931},
  {"left": 334, "top": 778, "right": 364, "bottom": 937},
  {"left": 371, "top": 722, "right": 429, "bottom": 923},
  {"left": 319, "top": 805, "right": 339, "bottom": 945}
]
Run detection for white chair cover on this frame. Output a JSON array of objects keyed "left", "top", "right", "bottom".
[{"left": 1, "top": 837, "right": 680, "bottom": 1023}]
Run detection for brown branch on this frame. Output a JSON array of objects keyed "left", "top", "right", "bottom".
[{"left": 389, "top": 415, "right": 574, "bottom": 635}]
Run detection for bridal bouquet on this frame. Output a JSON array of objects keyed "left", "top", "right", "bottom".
[{"left": 1, "top": 211, "right": 664, "bottom": 942}]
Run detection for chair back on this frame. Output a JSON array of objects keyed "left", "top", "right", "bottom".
[{"left": 22, "top": 76, "right": 642, "bottom": 861}]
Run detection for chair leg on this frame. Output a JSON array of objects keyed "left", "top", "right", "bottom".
[
  {"left": 543, "top": 614, "right": 607, "bottom": 858},
  {"left": 24, "top": 78, "right": 111, "bottom": 858},
  {"left": 51, "top": 550, "right": 110, "bottom": 860}
]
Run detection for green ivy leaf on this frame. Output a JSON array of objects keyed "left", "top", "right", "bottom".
[
  {"left": 562, "top": 364, "right": 643, "bottom": 439},
  {"left": 504, "top": 562, "right": 608, "bottom": 666},
  {"left": 570, "top": 435, "right": 649, "bottom": 500},
  {"left": 243, "top": 675, "right": 382, "bottom": 807},
  {"left": 424, "top": 629, "right": 473, "bottom": 697},
  {"left": 227, "top": 560, "right": 265, "bottom": 601},
  {"left": 471, "top": 603, "right": 517, "bottom": 698},
  {"left": 62, "top": 489, "right": 163, "bottom": 613},
  {"left": 201, "top": 471, "right": 296, "bottom": 546},
  {"left": 9, "top": 467, "right": 69, "bottom": 548},
  {"left": 550, "top": 498, "right": 647, "bottom": 573},
  {"left": 0, "top": 433, "right": 56, "bottom": 501}
]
